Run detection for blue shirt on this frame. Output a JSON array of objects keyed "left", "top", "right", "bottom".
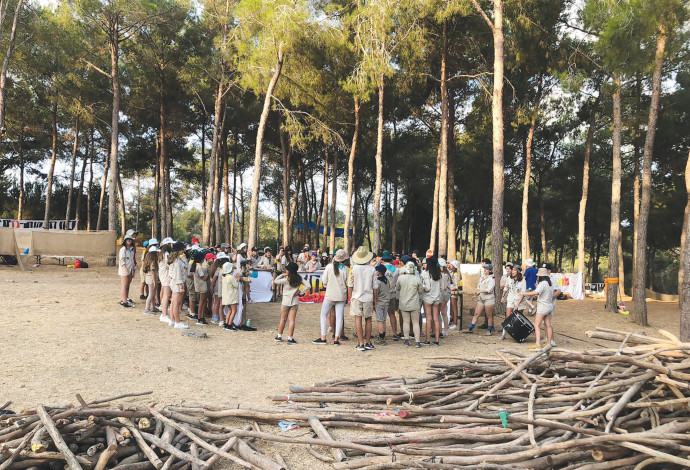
[{"left": 524, "top": 267, "right": 538, "bottom": 290}]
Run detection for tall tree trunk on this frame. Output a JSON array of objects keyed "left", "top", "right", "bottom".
[
  {"left": 0, "top": 0, "right": 24, "bottom": 132},
  {"left": 392, "top": 176, "right": 398, "bottom": 254},
  {"left": 65, "top": 117, "right": 80, "bottom": 226},
  {"left": 489, "top": 0, "right": 505, "bottom": 305},
  {"left": 117, "top": 171, "right": 126, "bottom": 235},
  {"left": 446, "top": 85, "right": 457, "bottom": 260},
  {"left": 74, "top": 131, "right": 89, "bottom": 230},
  {"left": 344, "top": 97, "right": 360, "bottom": 252},
  {"left": 248, "top": 49, "right": 284, "bottom": 250},
  {"left": 201, "top": 120, "right": 206, "bottom": 215},
  {"left": 213, "top": 118, "right": 226, "bottom": 245},
  {"left": 107, "top": 29, "right": 120, "bottom": 232},
  {"left": 318, "top": 147, "right": 329, "bottom": 250},
  {"left": 429, "top": 146, "right": 441, "bottom": 252},
  {"left": 632, "top": 75, "right": 642, "bottom": 298},
  {"left": 230, "top": 141, "right": 238, "bottom": 245},
  {"left": 300, "top": 163, "right": 309, "bottom": 246},
  {"left": 538, "top": 177, "right": 547, "bottom": 263},
  {"left": 17, "top": 131, "right": 24, "bottom": 219},
  {"left": 462, "top": 217, "right": 469, "bottom": 263},
  {"left": 159, "top": 88, "right": 169, "bottom": 238},
  {"left": 224, "top": 135, "right": 231, "bottom": 244},
  {"left": 202, "top": 71, "right": 225, "bottom": 245},
  {"left": 577, "top": 95, "right": 600, "bottom": 274},
  {"left": 135, "top": 173, "right": 140, "bottom": 232},
  {"left": 239, "top": 176, "right": 245, "bottom": 241},
  {"left": 618, "top": 236, "right": 625, "bottom": 296},
  {"left": 287, "top": 158, "right": 301, "bottom": 246},
  {"left": 372, "top": 74, "right": 385, "bottom": 254},
  {"left": 280, "top": 119, "right": 291, "bottom": 247},
  {"left": 606, "top": 78, "right": 622, "bottom": 311},
  {"left": 96, "top": 145, "right": 110, "bottom": 231},
  {"left": 680, "top": 149, "right": 690, "bottom": 342},
  {"left": 87, "top": 136, "right": 94, "bottom": 231},
  {"left": 43, "top": 100, "right": 58, "bottom": 229},
  {"left": 153, "top": 133, "right": 160, "bottom": 239},
  {"left": 633, "top": 29, "right": 666, "bottom": 326},
  {"left": 521, "top": 74, "right": 543, "bottom": 266},
  {"left": 329, "top": 149, "right": 337, "bottom": 253},
  {"left": 437, "top": 21, "right": 449, "bottom": 257}
]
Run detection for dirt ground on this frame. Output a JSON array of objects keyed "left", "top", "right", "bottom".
[{"left": 0, "top": 261, "right": 683, "bottom": 468}]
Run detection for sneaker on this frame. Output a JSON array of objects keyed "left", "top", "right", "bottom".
[
  {"left": 550, "top": 340, "right": 557, "bottom": 347},
  {"left": 219, "top": 322, "right": 226, "bottom": 328},
  {"left": 275, "top": 336, "right": 283, "bottom": 342},
  {"left": 143, "top": 310, "right": 156, "bottom": 315},
  {"left": 312, "top": 338, "right": 327, "bottom": 345},
  {"left": 196, "top": 318, "right": 208, "bottom": 325},
  {"left": 174, "top": 322, "right": 189, "bottom": 329},
  {"left": 139, "top": 295, "right": 147, "bottom": 300},
  {"left": 333, "top": 340, "right": 340, "bottom": 346},
  {"left": 127, "top": 298, "right": 134, "bottom": 304},
  {"left": 239, "top": 324, "right": 257, "bottom": 331},
  {"left": 415, "top": 342, "right": 421, "bottom": 348},
  {"left": 152, "top": 308, "right": 162, "bottom": 313},
  {"left": 339, "top": 335, "right": 349, "bottom": 341},
  {"left": 467, "top": 327, "right": 474, "bottom": 334},
  {"left": 364, "top": 343, "right": 375, "bottom": 350},
  {"left": 120, "top": 301, "right": 132, "bottom": 308},
  {"left": 479, "top": 324, "right": 488, "bottom": 329},
  {"left": 223, "top": 323, "right": 236, "bottom": 331},
  {"left": 168, "top": 319, "right": 175, "bottom": 327},
  {"left": 449, "top": 323, "right": 458, "bottom": 330},
  {"left": 500, "top": 330, "right": 506, "bottom": 340},
  {"left": 287, "top": 338, "right": 297, "bottom": 345},
  {"left": 211, "top": 315, "right": 219, "bottom": 324},
  {"left": 159, "top": 315, "right": 171, "bottom": 322},
  {"left": 396, "top": 333, "right": 404, "bottom": 339},
  {"left": 421, "top": 341, "right": 431, "bottom": 346},
  {"left": 392, "top": 335, "right": 401, "bottom": 342},
  {"left": 376, "top": 338, "right": 386, "bottom": 346},
  {"left": 188, "top": 313, "right": 198, "bottom": 320},
  {"left": 432, "top": 341, "right": 440, "bottom": 347},
  {"left": 355, "top": 344, "right": 366, "bottom": 351},
  {"left": 486, "top": 329, "right": 493, "bottom": 336},
  {"left": 404, "top": 339, "right": 410, "bottom": 346},
  {"left": 528, "top": 344, "right": 541, "bottom": 351},
  {"left": 441, "top": 331, "right": 448, "bottom": 337}
]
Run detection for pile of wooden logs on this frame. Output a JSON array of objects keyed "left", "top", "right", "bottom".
[{"left": 1, "top": 327, "right": 689, "bottom": 469}]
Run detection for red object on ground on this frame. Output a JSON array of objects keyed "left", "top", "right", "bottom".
[{"left": 74, "top": 260, "right": 82, "bottom": 269}]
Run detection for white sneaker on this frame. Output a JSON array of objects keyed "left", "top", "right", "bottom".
[
  {"left": 174, "top": 322, "right": 189, "bottom": 329},
  {"left": 441, "top": 330, "right": 448, "bottom": 337},
  {"left": 160, "top": 315, "right": 171, "bottom": 323},
  {"left": 168, "top": 319, "right": 175, "bottom": 326},
  {"left": 449, "top": 323, "right": 458, "bottom": 330},
  {"left": 219, "top": 322, "right": 226, "bottom": 328},
  {"left": 550, "top": 340, "right": 557, "bottom": 347}
]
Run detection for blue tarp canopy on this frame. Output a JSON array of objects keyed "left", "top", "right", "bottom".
[{"left": 292, "top": 222, "right": 359, "bottom": 238}]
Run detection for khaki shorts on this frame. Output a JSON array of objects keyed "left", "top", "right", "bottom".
[
  {"left": 375, "top": 304, "right": 388, "bottom": 322},
  {"left": 388, "top": 298, "right": 398, "bottom": 314},
  {"left": 350, "top": 298, "right": 373, "bottom": 319},
  {"left": 171, "top": 284, "right": 182, "bottom": 294},
  {"left": 477, "top": 298, "right": 495, "bottom": 308}
]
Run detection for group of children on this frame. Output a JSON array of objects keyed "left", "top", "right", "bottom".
[{"left": 118, "top": 232, "right": 559, "bottom": 350}]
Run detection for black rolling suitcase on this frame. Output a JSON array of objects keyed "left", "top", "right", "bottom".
[{"left": 502, "top": 311, "right": 534, "bottom": 343}]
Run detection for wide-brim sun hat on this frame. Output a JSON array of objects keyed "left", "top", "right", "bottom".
[
  {"left": 352, "top": 246, "right": 373, "bottom": 265},
  {"left": 149, "top": 238, "right": 159, "bottom": 246},
  {"left": 449, "top": 260, "right": 459, "bottom": 269},
  {"left": 334, "top": 249, "right": 349, "bottom": 263},
  {"left": 505, "top": 261, "right": 513, "bottom": 268},
  {"left": 161, "top": 237, "right": 174, "bottom": 246},
  {"left": 264, "top": 246, "right": 272, "bottom": 252},
  {"left": 237, "top": 243, "right": 247, "bottom": 250},
  {"left": 217, "top": 252, "right": 229, "bottom": 260},
  {"left": 171, "top": 241, "right": 185, "bottom": 252},
  {"left": 537, "top": 267, "right": 549, "bottom": 277},
  {"left": 525, "top": 258, "right": 535, "bottom": 267},
  {"left": 382, "top": 250, "right": 393, "bottom": 261},
  {"left": 438, "top": 258, "right": 447, "bottom": 267},
  {"left": 148, "top": 246, "right": 160, "bottom": 253},
  {"left": 222, "top": 263, "right": 235, "bottom": 275}
]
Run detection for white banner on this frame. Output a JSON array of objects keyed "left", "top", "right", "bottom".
[
  {"left": 0, "top": 219, "right": 77, "bottom": 230},
  {"left": 248, "top": 271, "right": 275, "bottom": 303}
]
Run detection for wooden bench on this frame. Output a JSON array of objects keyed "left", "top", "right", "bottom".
[{"left": 34, "top": 255, "right": 85, "bottom": 266}]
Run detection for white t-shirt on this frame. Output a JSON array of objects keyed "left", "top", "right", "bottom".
[
  {"left": 535, "top": 280, "right": 554, "bottom": 314},
  {"left": 550, "top": 274, "right": 560, "bottom": 310}
]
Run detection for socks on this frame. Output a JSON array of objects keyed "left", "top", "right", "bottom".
[
  {"left": 469, "top": 323, "right": 475, "bottom": 330},
  {"left": 288, "top": 336, "right": 293, "bottom": 341},
  {"left": 379, "top": 332, "right": 386, "bottom": 339},
  {"left": 276, "top": 334, "right": 282, "bottom": 339},
  {"left": 488, "top": 326, "right": 494, "bottom": 332}
]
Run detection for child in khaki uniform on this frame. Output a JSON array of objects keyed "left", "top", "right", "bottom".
[
  {"left": 349, "top": 247, "right": 377, "bottom": 351},
  {"left": 221, "top": 263, "right": 241, "bottom": 330},
  {"left": 373, "top": 264, "right": 391, "bottom": 345},
  {"left": 273, "top": 262, "right": 309, "bottom": 344}
]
